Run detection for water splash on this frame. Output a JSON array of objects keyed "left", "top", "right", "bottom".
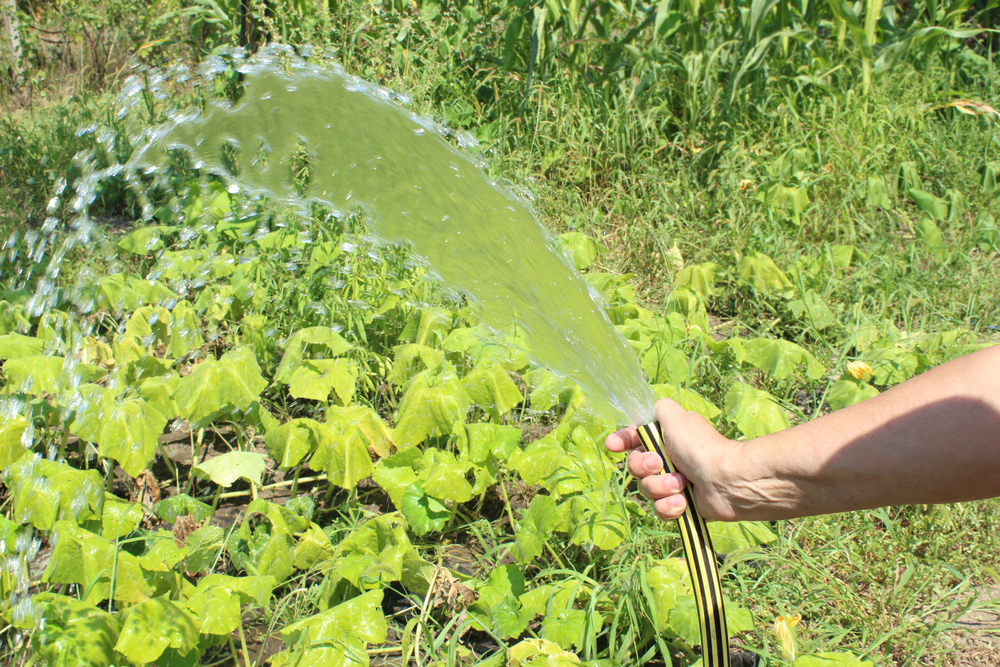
[{"left": 119, "top": 45, "right": 655, "bottom": 424}]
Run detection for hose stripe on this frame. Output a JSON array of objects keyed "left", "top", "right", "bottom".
[{"left": 638, "top": 422, "right": 730, "bottom": 667}]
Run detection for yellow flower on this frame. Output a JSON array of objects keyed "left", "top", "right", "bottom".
[
  {"left": 772, "top": 614, "right": 801, "bottom": 662},
  {"left": 846, "top": 360, "right": 874, "bottom": 381},
  {"left": 738, "top": 179, "right": 755, "bottom": 192}
]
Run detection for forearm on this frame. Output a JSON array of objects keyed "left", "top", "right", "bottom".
[{"left": 727, "top": 344, "right": 1000, "bottom": 521}]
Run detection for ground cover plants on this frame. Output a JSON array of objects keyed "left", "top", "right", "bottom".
[{"left": 2, "top": 1, "right": 1000, "bottom": 666}]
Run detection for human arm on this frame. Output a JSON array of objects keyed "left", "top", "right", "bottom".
[{"left": 605, "top": 344, "right": 1000, "bottom": 522}]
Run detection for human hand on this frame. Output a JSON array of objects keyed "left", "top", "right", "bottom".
[{"left": 605, "top": 398, "right": 743, "bottom": 522}]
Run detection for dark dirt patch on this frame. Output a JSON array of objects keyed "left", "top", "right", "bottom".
[{"left": 937, "top": 584, "right": 1000, "bottom": 666}]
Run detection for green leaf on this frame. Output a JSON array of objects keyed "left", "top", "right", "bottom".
[
  {"left": 650, "top": 384, "right": 721, "bottom": 421},
  {"left": 909, "top": 188, "right": 948, "bottom": 221},
  {"left": 826, "top": 379, "right": 880, "bottom": 411},
  {"left": 0, "top": 333, "right": 44, "bottom": 359},
  {"left": 274, "top": 327, "right": 353, "bottom": 383},
  {"left": 101, "top": 494, "right": 143, "bottom": 540},
  {"left": 43, "top": 521, "right": 153, "bottom": 605},
  {"left": 118, "top": 225, "right": 177, "bottom": 255},
  {"left": 70, "top": 385, "right": 166, "bottom": 477},
  {"left": 3, "top": 355, "right": 65, "bottom": 394},
  {"left": 794, "top": 653, "right": 874, "bottom": 667},
  {"left": 740, "top": 338, "right": 826, "bottom": 381},
  {"left": 675, "top": 262, "right": 721, "bottom": 299},
  {"left": 265, "top": 418, "right": 323, "bottom": 469},
  {"left": 724, "top": 382, "right": 790, "bottom": 439},
  {"left": 183, "top": 524, "right": 226, "bottom": 573},
  {"left": 372, "top": 459, "right": 419, "bottom": 510},
  {"left": 787, "top": 291, "right": 837, "bottom": 330},
  {"left": 462, "top": 362, "right": 524, "bottom": 419},
  {"left": 641, "top": 342, "right": 690, "bottom": 385},
  {"left": 288, "top": 359, "right": 359, "bottom": 404},
  {"left": 193, "top": 451, "right": 267, "bottom": 488},
  {"left": 155, "top": 493, "right": 214, "bottom": 523},
  {"left": 523, "top": 367, "right": 577, "bottom": 412},
  {"left": 0, "top": 413, "right": 30, "bottom": 470},
  {"left": 28, "top": 593, "right": 121, "bottom": 667},
  {"left": 176, "top": 348, "right": 266, "bottom": 427},
  {"left": 540, "top": 608, "right": 588, "bottom": 650},
  {"left": 916, "top": 218, "right": 947, "bottom": 260},
  {"left": 513, "top": 495, "right": 559, "bottom": 563},
  {"left": 325, "top": 406, "right": 395, "bottom": 458},
  {"left": 708, "top": 521, "right": 777, "bottom": 552},
  {"left": 311, "top": 419, "right": 375, "bottom": 490},
  {"left": 8, "top": 454, "right": 105, "bottom": 530},
  {"left": 294, "top": 524, "right": 336, "bottom": 570},
  {"left": 421, "top": 449, "right": 473, "bottom": 502},
  {"left": 393, "top": 366, "right": 471, "bottom": 447},
  {"left": 280, "top": 589, "right": 387, "bottom": 647},
  {"left": 138, "top": 371, "right": 182, "bottom": 420},
  {"left": 169, "top": 300, "right": 205, "bottom": 358},
  {"left": 139, "top": 533, "right": 189, "bottom": 571},
  {"left": 401, "top": 483, "right": 450, "bottom": 536},
  {"left": 737, "top": 251, "right": 792, "bottom": 293},
  {"left": 114, "top": 597, "right": 200, "bottom": 664},
  {"left": 464, "top": 423, "right": 522, "bottom": 464},
  {"left": 558, "top": 232, "right": 604, "bottom": 270}
]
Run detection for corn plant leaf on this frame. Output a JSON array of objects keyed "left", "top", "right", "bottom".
[
  {"left": 193, "top": 451, "right": 267, "bottom": 488},
  {"left": 737, "top": 251, "right": 792, "bottom": 293},
  {"left": 310, "top": 419, "right": 375, "bottom": 490},
  {"left": 274, "top": 327, "right": 353, "bottom": 383},
  {"left": 462, "top": 362, "right": 524, "bottom": 419},
  {"left": 27, "top": 593, "right": 121, "bottom": 667},
  {"left": 8, "top": 454, "right": 105, "bottom": 530},
  {"left": 0, "top": 333, "right": 44, "bottom": 359},
  {"left": 114, "top": 597, "right": 200, "bottom": 664},
  {"left": 725, "top": 382, "right": 791, "bottom": 439},
  {"left": 176, "top": 348, "right": 266, "bottom": 427},
  {"left": 287, "top": 359, "right": 359, "bottom": 404},
  {"left": 708, "top": 521, "right": 778, "bottom": 553},
  {"left": 401, "top": 482, "right": 450, "bottom": 535}
]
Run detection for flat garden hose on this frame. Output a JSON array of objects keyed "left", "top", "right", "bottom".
[{"left": 638, "top": 421, "right": 730, "bottom": 667}]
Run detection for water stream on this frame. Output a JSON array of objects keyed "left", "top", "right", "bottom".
[{"left": 121, "top": 45, "right": 657, "bottom": 425}]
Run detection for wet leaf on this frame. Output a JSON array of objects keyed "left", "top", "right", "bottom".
[
  {"left": 651, "top": 384, "right": 721, "bottom": 421},
  {"left": 393, "top": 366, "right": 471, "bottom": 447},
  {"left": 70, "top": 385, "right": 166, "bottom": 477},
  {"left": 0, "top": 333, "right": 44, "bottom": 359},
  {"left": 0, "top": 413, "right": 29, "bottom": 470},
  {"left": 462, "top": 362, "right": 524, "bottom": 419},
  {"left": 274, "top": 327, "right": 353, "bottom": 383},
  {"left": 421, "top": 449, "right": 473, "bottom": 502},
  {"left": 558, "top": 232, "right": 604, "bottom": 270},
  {"left": 114, "top": 597, "right": 200, "bottom": 663},
  {"left": 287, "top": 358, "right": 359, "bottom": 404},
  {"left": 101, "top": 494, "right": 143, "bottom": 540},
  {"left": 8, "top": 454, "right": 104, "bottom": 530},
  {"left": 28, "top": 593, "right": 120, "bottom": 667}
]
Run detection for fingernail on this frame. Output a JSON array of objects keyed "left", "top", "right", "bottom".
[
  {"left": 646, "top": 457, "right": 662, "bottom": 473},
  {"left": 667, "top": 495, "right": 685, "bottom": 509}
]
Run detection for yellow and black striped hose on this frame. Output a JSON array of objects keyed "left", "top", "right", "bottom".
[{"left": 637, "top": 421, "right": 730, "bottom": 667}]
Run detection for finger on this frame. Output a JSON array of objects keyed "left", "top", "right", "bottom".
[
  {"left": 627, "top": 450, "right": 664, "bottom": 478},
  {"left": 639, "top": 471, "right": 687, "bottom": 501},
  {"left": 652, "top": 494, "right": 688, "bottom": 521},
  {"left": 605, "top": 425, "right": 642, "bottom": 452}
]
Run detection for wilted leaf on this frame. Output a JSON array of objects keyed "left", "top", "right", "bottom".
[
  {"left": 909, "top": 189, "right": 948, "bottom": 221},
  {"left": 311, "top": 419, "right": 375, "bottom": 490},
  {"left": 675, "top": 262, "right": 721, "bottom": 299},
  {"left": 155, "top": 493, "right": 214, "bottom": 523},
  {"left": 0, "top": 414, "right": 29, "bottom": 470},
  {"left": 8, "top": 454, "right": 104, "bottom": 530},
  {"left": 737, "top": 252, "right": 792, "bottom": 293},
  {"left": 70, "top": 385, "right": 166, "bottom": 477}
]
